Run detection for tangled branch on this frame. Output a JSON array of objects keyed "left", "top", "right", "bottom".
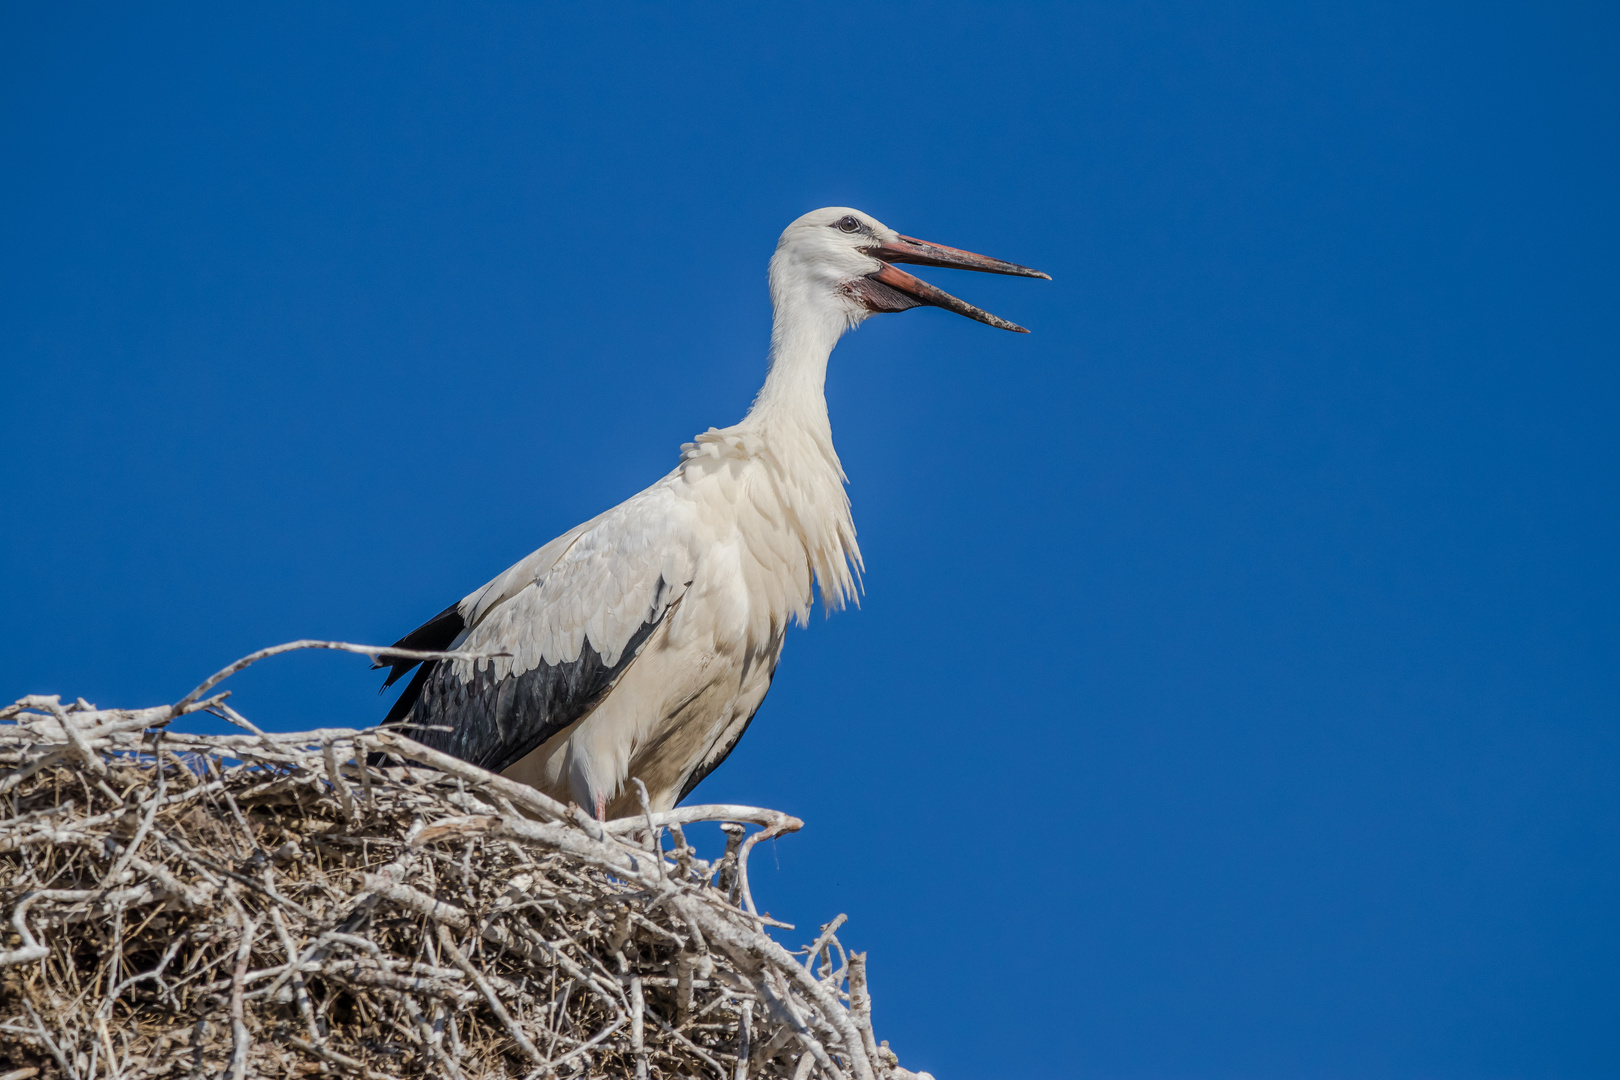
[{"left": 0, "top": 642, "right": 931, "bottom": 1080}]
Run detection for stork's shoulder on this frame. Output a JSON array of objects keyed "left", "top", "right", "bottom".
[
  {"left": 459, "top": 515, "right": 598, "bottom": 630},
  {"left": 539, "top": 477, "right": 703, "bottom": 601},
  {"left": 678, "top": 424, "right": 770, "bottom": 468},
  {"left": 448, "top": 471, "right": 706, "bottom": 667}
]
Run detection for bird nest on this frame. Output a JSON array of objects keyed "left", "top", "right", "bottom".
[{"left": 0, "top": 643, "right": 928, "bottom": 1080}]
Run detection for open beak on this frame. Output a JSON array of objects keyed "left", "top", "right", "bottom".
[{"left": 855, "top": 234, "right": 1050, "bottom": 333}]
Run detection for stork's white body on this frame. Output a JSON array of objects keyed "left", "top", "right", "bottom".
[
  {"left": 382, "top": 207, "right": 1042, "bottom": 819},
  {"left": 481, "top": 390, "right": 857, "bottom": 818},
  {"left": 498, "top": 408, "right": 861, "bottom": 819}
]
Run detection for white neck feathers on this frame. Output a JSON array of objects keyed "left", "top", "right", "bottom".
[{"left": 726, "top": 250, "right": 864, "bottom": 616}]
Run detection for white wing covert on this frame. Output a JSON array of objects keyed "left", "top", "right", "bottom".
[{"left": 381, "top": 479, "right": 697, "bottom": 775}]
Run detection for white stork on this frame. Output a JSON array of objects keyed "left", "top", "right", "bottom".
[{"left": 378, "top": 207, "right": 1047, "bottom": 819}]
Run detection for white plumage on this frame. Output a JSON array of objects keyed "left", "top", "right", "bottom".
[{"left": 379, "top": 207, "right": 1045, "bottom": 819}]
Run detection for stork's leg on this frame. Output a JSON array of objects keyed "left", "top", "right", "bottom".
[{"left": 595, "top": 792, "right": 608, "bottom": 822}]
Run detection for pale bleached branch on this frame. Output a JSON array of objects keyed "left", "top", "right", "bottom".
[{"left": 0, "top": 647, "right": 932, "bottom": 1080}]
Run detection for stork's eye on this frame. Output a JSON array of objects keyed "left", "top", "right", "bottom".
[{"left": 835, "top": 215, "right": 862, "bottom": 233}]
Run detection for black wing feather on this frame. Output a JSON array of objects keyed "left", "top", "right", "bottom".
[
  {"left": 377, "top": 602, "right": 465, "bottom": 689},
  {"left": 399, "top": 612, "right": 665, "bottom": 775},
  {"left": 381, "top": 656, "right": 440, "bottom": 727}
]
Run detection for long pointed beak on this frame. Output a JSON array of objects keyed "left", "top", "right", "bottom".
[
  {"left": 860, "top": 234, "right": 1049, "bottom": 333},
  {"left": 874, "top": 235, "right": 1051, "bottom": 280}
]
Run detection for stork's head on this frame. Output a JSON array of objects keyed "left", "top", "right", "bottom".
[{"left": 769, "top": 206, "right": 1049, "bottom": 335}]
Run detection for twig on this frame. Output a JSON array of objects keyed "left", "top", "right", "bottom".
[
  {"left": 437, "top": 924, "right": 544, "bottom": 1066},
  {"left": 631, "top": 975, "right": 650, "bottom": 1080},
  {"left": 848, "top": 952, "right": 882, "bottom": 1071},
  {"left": 287, "top": 1037, "right": 400, "bottom": 1080},
  {"left": 22, "top": 1001, "right": 76, "bottom": 1080},
  {"left": 324, "top": 740, "right": 358, "bottom": 824},
  {"left": 736, "top": 995, "right": 753, "bottom": 1080},
  {"left": 173, "top": 640, "right": 511, "bottom": 712},
  {"left": 1, "top": 646, "right": 917, "bottom": 1080},
  {"left": 227, "top": 914, "right": 260, "bottom": 1080}
]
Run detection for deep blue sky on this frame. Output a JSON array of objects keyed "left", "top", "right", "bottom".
[{"left": 3, "top": 4, "right": 1617, "bottom": 1077}]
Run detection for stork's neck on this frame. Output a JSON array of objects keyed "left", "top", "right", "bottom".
[
  {"left": 744, "top": 289, "right": 848, "bottom": 436},
  {"left": 731, "top": 278, "right": 863, "bottom": 613}
]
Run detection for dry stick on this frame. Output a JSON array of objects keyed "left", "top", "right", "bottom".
[
  {"left": 751, "top": 1022, "right": 797, "bottom": 1071},
  {"left": 509, "top": 920, "right": 626, "bottom": 1011},
  {"left": 215, "top": 782, "right": 263, "bottom": 861},
  {"left": 365, "top": 870, "right": 615, "bottom": 1004},
  {"left": 436, "top": 923, "right": 545, "bottom": 1067},
  {"left": 427, "top": 997, "right": 459, "bottom": 1072},
  {"left": 639, "top": 1005, "right": 731, "bottom": 1080},
  {"left": 227, "top": 914, "right": 260, "bottom": 1080},
  {"left": 735, "top": 996, "right": 753, "bottom": 1080},
  {"left": 632, "top": 777, "right": 664, "bottom": 881},
  {"left": 157, "top": 832, "right": 311, "bottom": 918},
  {"left": 443, "top": 998, "right": 464, "bottom": 1060},
  {"left": 848, "top": 953, "right": 883, "bottom": 1071},
  {"left": 7, "top": 697, "right": 191, "bottom": 737},
  {"left": 0, "top": 893, "right": 48, "bottom": 967},
  {"left": 522, "top": 1015, "right": 626, "bottom": 1080},
  {"left": 314, "top": 963, "right": 475, "bottom": 1005},
  {"left": 718, "top": 823, "right": 745, "bottom": 899},
  {"left": 172, "top": 639, "right": 511, "bottom": 713},
  {"left": 759, "top": 970, "right": 843, "bottom": 1080},
  {"left": 734, "top": 824, "right": 801, "bottom": 927},
  {"left": 803, "top": 914, "right": 848, "bottom": 974},
  {"left": 100, "top": 936, "right": 186, "bottom": 1019},
  {"left": 630, "top": 976, "right": 650, "bottom": 1080},
  {"left": 104, "top": 734, "right": 166, "bottom": 888},
  {"left": 95, "top": 1015, "right": 121, "bottom": 1080},
  {"left": 669, "top": 820, "right": 692, "bottom": 878},
  {"left": 543, "top": 977, "right": 573, "bottom": 1062},
  {"left": 677, "top": 951, "right": 696, "bottom": 1024},
  {"left": 211, "top": 699, "right": 341, "bottom": 803},
  {"left": 103, "top": 898, "right": 124, "bottom": 1045},
  {"left": 286, "top": 1037, "right": 400, "bottom": 1080},
  {"left": 604, "top": 804, "right": 804, "bottom": 835},
  {"left": 147, "top": 726, "right": 367, "bottom": 751},
  {"left": 822, "top": 932, "right": 849, "bottom": 987},
  {"left": 270, "top": 908, "right": 321, "bottom": 1041},
  {"left": 791, "top": 1046, "right": 818, "bottom": 1080},
  {"left": 38, "top": 777, "right": 227, "bottom": 844},
  {"left": 516, "top": 824, "right": 842, "bottom": 1076},
  {"left": 22, "top": 1001, "right": 76, "bottom": 1080},
  {"left": 3, "top": 671, "right": 909, "bottom": 1080},
  {"left": 677, "top": 896, "right": 875, "bottom": 1080},
  {"left": 42, "top": 701, "right": 111, "bottom": 782},
  {"left": 369, "top": 730, "right": 584, "bottom": 830},
  {"left": 323, "top": 740, "right": 358, "bottom": 824},
  {"left": 0, "top": 747, "right": 69, "bottom": 797},
  {"left": 492, "top": 811, "right": 867, "bottom": 1073},
  {"left": 0, "top": 697, "right": 230, "bottom": 796},
  {"left": 681, "top": 904, "right": 712, "bottom": 960},
  {"left": 354, "top": 734, "right": 376, "bottom": 808}
]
